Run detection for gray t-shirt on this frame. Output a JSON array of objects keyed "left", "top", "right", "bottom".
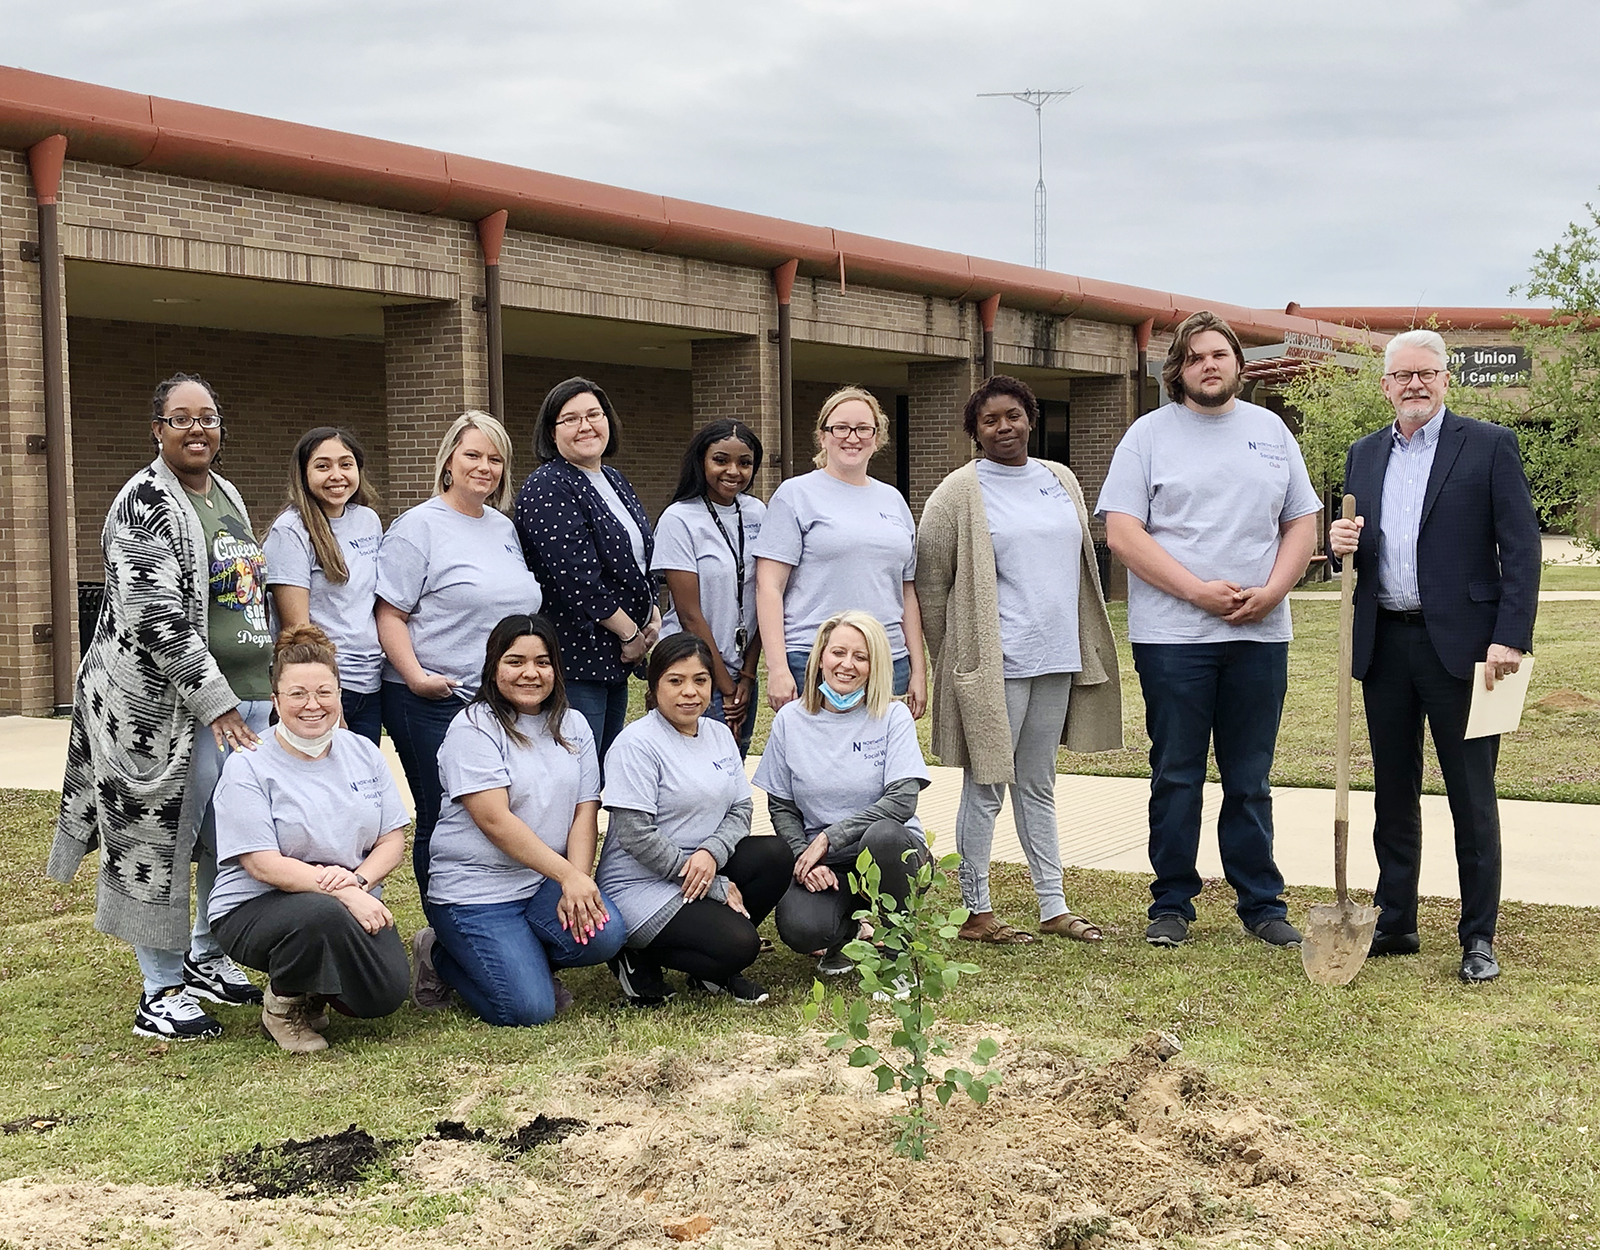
[
  {"left": 375, "top": 496, "right": 544, "bottom": 697},
  {"left": 595, "top": 710, "right": 751, "bottom": 938},
  {"left": 263, "top": 505, "right": 384, "bottom": 694},
  {"left": 427, "top": 704, "right": 600, "bottom": 907},
  {"left": 976, "top": 458, "right": 1083, "bottom": 678},
  {"left": 752, "top": 470, "right": 918, "bottom": 659},
  {"left": 1094, "top": 400, "right": 1321, "bottom": 644},
  {"left": 655, "top": 494, "right": 767, "bottom": 669},
  {"left": 581, "top": 466, "right": 647, "bottom": 575},
  {"left": 752, "top": 700, "right": 930, "bottom": 839},
  {"left": 208, "top": 729, "right": 409, "bottom": 923}
]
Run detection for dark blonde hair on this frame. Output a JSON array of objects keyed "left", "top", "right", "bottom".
[
  {"left": 272, "top": 622, "right": 340, "bottom": 689},
  {"left": 812, "top": 387, "right": 889, "bottom": 469},
  {"left": 280, "top": 427, "right": 375, "bottom": 584},
  {"left": 1161, "top": 311, "right": 1246, "bottom": 404}
]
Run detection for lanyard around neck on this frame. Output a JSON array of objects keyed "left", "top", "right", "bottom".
[{"left": 702, "top": 494, "right": 746, "bottom": 623}]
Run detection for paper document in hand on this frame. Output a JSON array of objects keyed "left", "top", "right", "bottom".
[{"left": 1464, "top": 656, "right": 1536, "bottom": 740}]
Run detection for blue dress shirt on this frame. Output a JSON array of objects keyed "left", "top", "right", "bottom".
[{"left": 1376, "top": 409, "right": 1443, "bottom": 611}]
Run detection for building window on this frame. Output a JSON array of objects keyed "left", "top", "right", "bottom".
[{"left": 1030, "top": 398, "right": 1070, "bottom": 464}]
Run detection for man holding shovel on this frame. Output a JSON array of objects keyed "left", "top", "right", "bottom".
[
  {"left": 1328, "top": 329, "right": 1540, "bottom": 984},
  {"left": 1099, "top": 311, "right": 1321, "bottom": 949}
]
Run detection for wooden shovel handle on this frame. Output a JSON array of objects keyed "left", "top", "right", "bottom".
[{"left": 1335, "top": 493, "right": 1356, "bottom": 904}]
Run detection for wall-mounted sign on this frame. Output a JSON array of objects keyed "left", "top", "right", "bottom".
[
  {"left": 1283, "top": 329, "right": 1335, "bottom": 359},
  {"left": 1448, "top": 346, "right": 1530, "bottom": 388}
]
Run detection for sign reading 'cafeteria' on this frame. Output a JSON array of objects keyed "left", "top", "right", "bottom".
[{"left": 1448, "top": 346, "right": 1530, "bottom": 388}]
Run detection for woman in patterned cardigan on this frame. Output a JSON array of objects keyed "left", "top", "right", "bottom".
[{"left": 49, "top": 374, "right": 270, "bottom": 1042}]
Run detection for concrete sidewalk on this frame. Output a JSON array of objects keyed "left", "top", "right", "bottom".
[{"left": 8, "top": 714, "right": 1594, "bottom": 909}]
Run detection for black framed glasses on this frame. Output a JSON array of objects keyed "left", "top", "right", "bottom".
[
  {"left": 822, "top": 423, "right": 876, "bottom": 440},
  {"left": 1384, "top": 369, "right": 1443, "bottom": 385},
  {"left": 155, "top": 412, "right": 222, "bottom": 430}
]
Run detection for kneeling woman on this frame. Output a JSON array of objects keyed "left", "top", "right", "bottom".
[
  {"left": 210, "top": 625, "right": 411, "bottom": 1053},
  {"left": 753, "top": 611, "right": 931, "bottom": 974},
  {"left": 421, "top": 615, "right": 625, "bottom": 1026},
  {"left": 596, "top": 633, "right": 793, "bottom": 1006}
]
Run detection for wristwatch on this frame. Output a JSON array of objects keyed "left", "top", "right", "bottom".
[{"left": 353, "top": 872, "right": 370, "bottom": 890}]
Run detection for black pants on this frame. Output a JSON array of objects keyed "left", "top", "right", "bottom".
[
  {"left": 775, "top": 819, "right": 930, "bottom": 955},
  {"left": 1364, "top": 615, "right": 1502, "bottom": 945},
  {"left": 640, "top": 835, "right": 793, "bottom": 984},
  {"left": 213, "top": 890, "right": 411, "bottom": 1018}
]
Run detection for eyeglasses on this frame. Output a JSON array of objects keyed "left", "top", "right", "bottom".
[
  {"left": 279, "top": 686, "right": 339, "bottom": 706},
  {"left": 822, "top": 423, "right": 877, "bottom": 441},
  {"left": 1385, "top": 369, "right": 1443, "bottom": 385},
  {"left": 155, "top": 412, "right": 222, "bottom": 430},
  {"left": 554, "top": 409, "right": 608, "bottom": 429}
]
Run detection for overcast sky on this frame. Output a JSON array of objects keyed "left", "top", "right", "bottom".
[{"left": 13, "top": 0, "right": 1600, "bottom": 308}]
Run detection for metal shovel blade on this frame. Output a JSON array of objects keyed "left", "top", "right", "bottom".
[{"left": 1300, "top": 898, "right": 1381, "bottom": 986}]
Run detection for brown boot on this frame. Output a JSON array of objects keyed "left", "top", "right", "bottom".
[
  {"left": 261, "top": 989, "right": 329, "bottom": 1054},
  {"left": 303, "top": 995, "right": 331, "bottom": 1032}
]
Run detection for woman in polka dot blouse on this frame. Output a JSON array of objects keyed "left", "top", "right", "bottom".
[{"left": 513, "top": 377, "right": 661, "bottom": 767}]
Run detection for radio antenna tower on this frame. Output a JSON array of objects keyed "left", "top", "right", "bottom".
[{"left": 978, "top": 87, "right": 1080, "bottom": 269}]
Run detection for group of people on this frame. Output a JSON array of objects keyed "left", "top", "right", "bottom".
[{"left": 47, "top": 308, "right": 1537, "bottom": 1052}]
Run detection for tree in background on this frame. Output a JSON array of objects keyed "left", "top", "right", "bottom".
[
  {"left": 1486, "top": 199, "right": 1600, "bottom": 547},
  {"left": 1277, "top": 342, "right": 1394, "bottom": 504}
]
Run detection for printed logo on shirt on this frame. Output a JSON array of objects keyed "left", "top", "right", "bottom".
[
  {"left": 851, "top": 734, "right": 888, "bottom": 766},
  {"left": 711, "top": 754, "right": 742, "bottom": 775},
  {"left": 349, "top": 773, "right": 387, "bottom": 801},
  {"left": 1248, "top": 439, "right": 1288, "bottom": 468},
  {"left": 504, "top": 543, "right": 521, "bottom": 556},
  {"left": 1038, "top": 481, "right": 1069, "bottom": 501},
  {"left": 346, "top": 533, "right": 379, "bottom": 555},
  {"left": 210, "top": 517, "right": 269, "bottom": 634}
]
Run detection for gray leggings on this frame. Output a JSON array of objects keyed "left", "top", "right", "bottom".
[
  {"left": 775, "top": 819, "right": 930, "bottom": 954},
  {"left": 954, "top": 673, "right": 1073, "bottom": 920}
]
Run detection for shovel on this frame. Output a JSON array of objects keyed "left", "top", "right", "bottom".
[{"left": 1301, "top": 494, "right": 1381, "bottom": 986}]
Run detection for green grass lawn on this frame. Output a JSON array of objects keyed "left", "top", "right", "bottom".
[
  {"left": 2, "top": 787, "right": 1597, "bottom": 1248},
  {"left": 1541, "top": 563, "right": 1600, "bottom": 591}
]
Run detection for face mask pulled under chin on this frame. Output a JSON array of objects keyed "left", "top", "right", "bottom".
[
  {"left": 820, "top": 680, "right": 866, "bottom": 712},
  {"left": 275, "top": 718, "right": 337, "bottom": 757}
]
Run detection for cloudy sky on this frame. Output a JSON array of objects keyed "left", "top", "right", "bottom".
[{"left": 13, "top": 0, "right": 1600, "bottom": 308}]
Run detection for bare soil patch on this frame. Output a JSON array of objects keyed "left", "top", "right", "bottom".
[
  {"left": 1533, "top": 688, "right": 1599, "bottom": 712},
  {"left": 0, "top": 1030, "right": 1410, "bottom": 1249}
]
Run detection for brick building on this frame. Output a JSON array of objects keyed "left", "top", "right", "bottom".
[{"left": 0, "top": 68, "right": 1411, "bottom": 715}]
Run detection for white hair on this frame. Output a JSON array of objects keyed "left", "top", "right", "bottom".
[{"left": 1384, "top": 328, "right": 1449, "bottom": 371}]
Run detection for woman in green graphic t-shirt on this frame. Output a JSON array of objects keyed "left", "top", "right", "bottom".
[{"left": 49, "top": 372, "right": 273, "bottom": 1044}]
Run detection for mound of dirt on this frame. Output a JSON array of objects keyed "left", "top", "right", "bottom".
[
  {"left": 0, "top": 1031, "right": 1409, "bottom": 1249},
  {"left": 1534, "top": 688, "right": 1599, "bottom": 713},
  {"left": 217, "top": 1126, "right": 388, "bottom": 1199}
]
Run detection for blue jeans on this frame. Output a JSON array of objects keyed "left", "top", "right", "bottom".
[
  {"left": 1133, "top": 641, "right": 1289, "bottom": 928},
  {"left": 341, "top": 689, "right": 383, "bottom": 745},
  {"left": 566, "top": 679, "right": 630, "bottom": 779},
  {"left": 709, "top": 682, "right": 758, "bottom": 757},
  {"left": 381, "top": 682, "right": 466, "bottom": 896},
  {"left": 135, "top": 698, "right": 273, "bottom": 995},
  {"left": 425, "top": 881, "right": 626, "bottom": 1026},
  {"left": 785, "top": 651, "right": 910, "bottom": 698}
]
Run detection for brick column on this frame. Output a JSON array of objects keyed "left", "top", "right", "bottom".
[
  {"left": 690, "top": 335, "right": 781, "bottom": 502},
  {"left": 1068, "top": 373, "right": 1135, "bottom": 538},
  {"left": 0, "top": 152, "right": 75, "bottom": 714},
  {"left": 905, "top": 358, "right": 977, "bottom": 520},
  {"left": 383, "top": 300, "right": 488, "bottom": 518}
]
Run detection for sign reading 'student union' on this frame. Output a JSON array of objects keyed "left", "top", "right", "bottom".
[{"left": 1447, "top": 346, "right": 1529, "bottom": 388}]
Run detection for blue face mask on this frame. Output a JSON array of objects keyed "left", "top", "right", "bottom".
[{"left": 820, "top": 680, "right": 865, "bottom": 711}]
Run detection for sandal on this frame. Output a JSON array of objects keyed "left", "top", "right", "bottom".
[
  {"left": 1038, "top": 913, "right": 1103, "bottom": 942},
  {"left": 958, "top": 915, "right": 1037, "bottom": 945}
]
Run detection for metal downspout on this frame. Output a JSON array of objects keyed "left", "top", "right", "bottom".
[
  {"left": 773, "top": 260, "right": 798, "bottom": 481},
  {"left": 978, "top": 293, "right": 1001, "bottom": 380},
  {"left": 1134, "top": 317, "right": 1154, "bottom": 416},
  {"left": 29, "top": 134, "right": 72, "bottom": 715},
  {"left": 476, "top": 210, "right": 508, "bottom": 419}
]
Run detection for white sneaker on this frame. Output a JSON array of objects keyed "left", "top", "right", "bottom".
[
  {"left": 183, "top": 952, "right": 264, "bottom": 1006},
  {"left": 132, "top": 986, "right": 224, "bottom": 1040}
]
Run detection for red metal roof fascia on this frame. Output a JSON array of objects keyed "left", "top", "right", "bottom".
[
  {"left": 1073, "top": 277, "right": 1180, "bottom": 330},
  {"left": 144, "top": 97, "right": 453, "bottom": 215},
  {"left": 441, "top": 153, "right": 672, "bottom": 251},
  {"left": 0, "top": 66, "right": 157, "bottom": 165},
  {"left": 1289, "top": 306, "right": 1557, "bottom": 330},
  {"left": 830, "top": 231, "right": 977, "bottom": 301},
  {"left": 967, "top": 256, "right": 1079, "bottom": 314},
  {"left": 657, "top": 198, "right": 837, "bottom": 272}
]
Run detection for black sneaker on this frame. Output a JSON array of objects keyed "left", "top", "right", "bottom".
[
  {"left": 609, "top": 952, "right": 674, "bottom": 1007},
  {"left": 183, "top": 953, "right": 264, "bottom": 1006},
  {"left": 695, "top": 974, "right": 770, "bottom": 1005},
  {"left": 133, "top": 986, "right": 224, "bottom": 1040},
  {"left": 1145, "top": 914, "right": 1190, "bottom": 947},
  {"left": 816, "top": 948, "right": 855, "bottom": 976},
  {"left": 1248, "top": 918, "right": 1304, "bottom": 948}
]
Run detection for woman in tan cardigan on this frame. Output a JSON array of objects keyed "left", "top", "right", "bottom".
[{"left": 916, "top": 375, "right": 1123, "bottom": 944}]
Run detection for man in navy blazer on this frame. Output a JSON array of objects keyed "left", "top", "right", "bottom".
[{"left": 1328, "top": 329, "right": 1540, "bottom": 984}]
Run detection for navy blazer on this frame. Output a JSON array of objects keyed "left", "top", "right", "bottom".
[
  {"left": 514, "top": 459, "right": 655, "bottom": 684},
  {"left": 1340, "top": 408, "right": 1540, "bottom": 682}
]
